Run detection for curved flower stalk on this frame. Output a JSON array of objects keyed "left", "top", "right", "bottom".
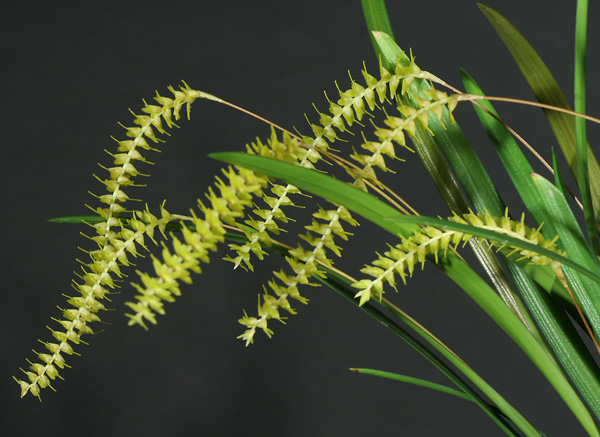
[
  {"left": 353, "top": 210, "right": 565, "bottom": 305},
  {"left": 236, "top": 60, "right": 461, "bottom": 344},
  {"left": 227, "top": 59, "right": 423, "bottom": 272},
  {"left": 234, "top": 62, "right": 411, "bottom": 344},
  {"left": 15, "top": 83, "right": 203, "bottom": 399}
]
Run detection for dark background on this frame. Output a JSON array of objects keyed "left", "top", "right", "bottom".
[{"left": 3, "top": 1, "right": 600, "bottom": 436}]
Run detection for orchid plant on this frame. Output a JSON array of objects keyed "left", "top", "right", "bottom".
[{"left": 14, "top": 1, "right": 600, "bottom": 435}]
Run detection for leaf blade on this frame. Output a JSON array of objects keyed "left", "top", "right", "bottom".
[
  {"left": 350, "top": 368, "right": 475, "bottom": 402},
  {"left": 210, "top": 151, "right": 600, "bottom": 435},
  {"left": 479, "top": 4, "right": 600, "bottom": 227}
]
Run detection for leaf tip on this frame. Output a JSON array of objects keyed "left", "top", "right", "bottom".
[
  {"left": 208, "top": 151, "right": 234, "bottom": 164},
  {"left": 477, "top": 3, "right": 491, "bottom": 14},
  {"left": 371, "top": 30, "right": 386, "bottom": 39}
]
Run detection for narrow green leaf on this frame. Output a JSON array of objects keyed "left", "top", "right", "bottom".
[
  {"left": 321, "top": 270, "right": 529, "bottom": 436},
  {"left": 552, "top": 149, "right": 569, "bottom": 199},
  {"left": 506, "top": 255, "right": 600, "bottom": 422},
  {"left": 49, "top": 215, "right": 97, "bottom": 223},
  {"left": 479, "top": 4, "right": 600, "bottom": 228},
  {"left": 49, "top": 215, "right": 266, "bottom": 249},
  {"left": 361, "top": 0, "right": 394, "bottom": 38},
  {"left": 210, "top": 152, "right": 600, "bottom": 435},
  {"left": 210, "top": 153, "right": 600, "bottom": 288},
  {"left": 374, "top": 32, "right": 539, "bottom": 339},
  {"left": 361, "top": 0, "right": 395, "bottom": 64},
  {"left": 351, "top": 368, "right": 475, "bottom": 402},
  {"left": 424, "top": 108, "right": 505, "bottom": 218},
  {"left": 211, "top": 153, "right": 421, "bottom": 238},
  {"left": 386, "top": 213, "right": 600, "bottom": 286},
  {"left": 531, "top": 173, "right": 600, "bottom": 339},
  {"left": 460, "top": 70, "right": 575, "bottom": 309},
  {"left": 574, "top": 0, "right": 599, "bottom": 256},
  {"left": 462, "top": 71, "right": 600, "bottom": 420},
  {"left": 460, "top": 70, "right": 540, "bottom": 218}
]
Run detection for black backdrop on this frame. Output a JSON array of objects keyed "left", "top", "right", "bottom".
[{"left": 3, "top": 1, "right": 600, "bottom": 436}]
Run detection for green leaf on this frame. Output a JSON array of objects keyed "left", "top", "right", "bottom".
[
  {"left": 210, "top": 152, "right": 600, "bottom": 435},
  {"left": 210, "top": 152, "right": 600, "bottom": 286},
  {"left": 460, "top": 70, "right": 574, "bottom": 308},
  {"left": 461, "top": 71, "right": 600, "bottom": 420},
  {"left": 361, "top": 0, "right": 395, "bottom": 64},
  {"left": 321, "top": 269, "right": 528, "bottom": 436},
  {"left": 506, "top": 259, "right": 600, "bottom": 421},
  {"left": 49, "top": 215, "right": 97, "bottom": 223},
  {"left": 479, "top": 4, "right": 600, "bottom": 229},
  {"left": 211, "top": 153, "right": 421, "bottom": 238},
  {"left": 531, "top": 173, "right": 600, "bottom": 337},
  {"left": 350, "top": 368, "right": 475, "bottom": 402},
  {"left": 552, "top": 149, "right": 569, "bottom": 199},
  {"left": 573, "top": 0, "right": 599, "bottom": 256},
  {"left": 460, "top": 70, "right": 539, "bottom": 218}
]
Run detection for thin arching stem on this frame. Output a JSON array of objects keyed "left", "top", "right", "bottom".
[
  {"left": 196, "top": 90, "right": 301, "bottom": 140},
  {"left": 308, "top": 145, "right": 419, "bottom": 216},
  {"left": 459, "top": 94, "right": 600, "bottom": 125}
]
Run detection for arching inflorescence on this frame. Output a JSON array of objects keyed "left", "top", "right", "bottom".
[
  {"left": 16, "top": 54, "right": 561, "bottom": 400},
  {"left": 15, "top": 83, "right": 204, "bottom": 399},
  {"left": 353, "top": 210, "right": 565, "bottom": 306},
  {"left": 231, "top": 57, "right": 457, "bottom": 345}
]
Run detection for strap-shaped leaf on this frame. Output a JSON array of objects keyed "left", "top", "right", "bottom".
[
  {"left": 480, "top": 4, "right": 600, "bottom": 229},
  {"left": 370, "top": 31, "right": 540, "bottom": 338},
  {"left": 531, "top": 173, "right": 600, "bottom": 336},
  {"left": 573, "top": 0, "right": 599, "bottom": 256},
  {"left": 350, "top": 368, "right": 476, "bottom": 402},
  {"left": 321, "top": 270, "right": 525, "bottom": 435},
  {"left": 462, "top": 70, "right": 600, "bottom": 420},
  {"left": 212, "top": 152, "right": 600, "bottom": 285},
  {"left": 211, "top": 151, "right": 600, "bottom": 436},
  {"left": 460, "top": 70, "right": 574, "bottom": 309}
]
